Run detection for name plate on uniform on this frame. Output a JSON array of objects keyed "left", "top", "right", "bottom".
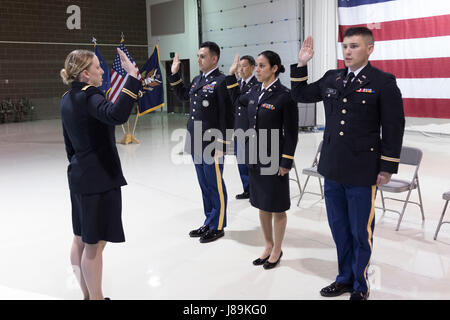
[{"left": 325, "top": 88, "right": 338, "bottom": 97}]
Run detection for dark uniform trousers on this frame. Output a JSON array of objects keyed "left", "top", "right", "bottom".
[
  {"left": 232, "top": 76, "right": 259, "bottom": 193},
  {"left": 290, "top": 62, "right": 405, "bottom": 293},
  {"left": 169, "top": 69, "right": 234, "bottom": 231}
]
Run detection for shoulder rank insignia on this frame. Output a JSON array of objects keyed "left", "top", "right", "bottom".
[{"left": 82, "top": 85, "right": 95, "bottom": 91}]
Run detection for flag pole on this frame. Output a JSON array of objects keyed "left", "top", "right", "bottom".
[
  {"left": 117, "top": 32, "right": 137, "bottom": 145},
  {"left": 130, "top": 112, "right": 140, "bottom": 144},
  {"left": 132, "top": 112, "right": 139, "bottom": 135}
]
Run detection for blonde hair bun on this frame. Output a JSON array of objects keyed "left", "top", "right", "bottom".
[{"left": 60, "top": 50, "right": 95, "bottom": 85}]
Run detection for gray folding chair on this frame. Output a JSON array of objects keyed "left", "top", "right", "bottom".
[
  {"left": 297, "top": 141, "right": 324, "bottom": 206},
  {"left": 434, "top": 190, "right": 450, "bottom": 240},
  {"left": 289, "top": 161, "right": 303, "bottom": 199},
  {"left": 377, "top": 146, "right": 425, "bottom": 231}
]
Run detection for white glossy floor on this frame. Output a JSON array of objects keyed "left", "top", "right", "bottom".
[{"left": 1, "top": 112, "right": 450, "bottom": 300}]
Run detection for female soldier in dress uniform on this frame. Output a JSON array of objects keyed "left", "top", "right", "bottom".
[
  {"left": 60, "top": 48, "right": 141, "bottom": 299},
  {"left": 226, "top": 51, "right": 298, "bottom": 269}
]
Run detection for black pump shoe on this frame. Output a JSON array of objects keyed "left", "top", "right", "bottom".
[
  {"left": 252, "top": 255, "right": 270, "bottom": 266},
  {"left": 263, "top": 251, "right": 283, "bottom": 269},
  {"left": 236, "top": 191, "right": 250, "bottom": 199}
]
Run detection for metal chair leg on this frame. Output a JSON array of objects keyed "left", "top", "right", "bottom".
[
  {"left": 297, "top": 175, "right": 311, "bottom": 206},
  {"left": 416, "top": 177, "right": 425, "bottom": 221},
  {"left": 318, "top": 177, "right": 324, "bottom": 199},
  {"left": 380, "top": 189, "right": 386, "bottom": 215},
  {"left": 292, "top": 162, "right": 302, "bottom": 194},
  {"left": 434, "top": 200, "right": 449, "bottom": 240},
  {"left": 395, "top": 189, "right": 413, "bottom": 231}
]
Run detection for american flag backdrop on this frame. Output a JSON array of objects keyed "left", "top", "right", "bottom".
[
  {"left": 337, "top": 0, "right": 450, "bottom": 118},
  {"left": 109, "top": 40, "right": 141, "bottom": 103}
]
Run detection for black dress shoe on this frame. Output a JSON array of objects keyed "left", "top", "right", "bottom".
[
  {"left": 263, "top": 251, "right": 283, "bottom": 269},
  {"left": 350, "top": 291, "right": 369, "bottom": 300},
  {"left": 252, "top": 255, "right": 270, "bottom": 266},
  {"left": 235, "top": 191, "right": 250, "bottom": 199},
  {"left": 320, "top": 281, "right": 353, "bottom": 297},
  {"left": 199, "top": 229, "right": 224, "bottom": 243},
  {"left": 189, "top": 225, "right": 209, "bottom": 238}
]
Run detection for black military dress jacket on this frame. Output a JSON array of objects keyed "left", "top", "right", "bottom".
[
  {"left": 60, "top": 77, "right": 141, "bottom": 194},
  {"left": 169, "top": 68, "right": 234, "bottom": 158},
  {"left": 234, "top": 75, "right": 260, "bottom": 131},
  {"left": 290, "top": 62, "right": 405, "bottom": 186},
  {"left": 226, "top": 76, "right": 298, "bottom": 171}
]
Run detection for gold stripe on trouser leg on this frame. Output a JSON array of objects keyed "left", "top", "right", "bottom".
[
  {"left": 363, "top": 185, "right": 377, "bottom": 292},
  {"left": 214, "top": 156, "right": 226, "bottom": 230}
]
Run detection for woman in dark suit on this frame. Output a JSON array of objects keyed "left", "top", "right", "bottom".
[
  {"left": 226, "top": 51, "right": 298, "bottom": 269},
  {"left": 60, "top": 48, "right": 140, "bottom": 299}
]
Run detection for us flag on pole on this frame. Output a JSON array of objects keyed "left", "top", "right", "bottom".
[
  {"left": 109, "top": 39, "right": 141, "bottom": 103},
  {"left": 338, "top": 0, "right": 450, "bottom": 118}
]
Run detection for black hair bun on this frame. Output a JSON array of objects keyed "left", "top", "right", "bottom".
[{"left": 279, "top": 65, "right": 286, "bottom": 73}]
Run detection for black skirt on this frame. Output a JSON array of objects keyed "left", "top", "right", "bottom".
[
  {"left": 249, "top": 168, "right": 291, "bottom": 212},
  {"left": 70, "top": 187, "right": 125, "bottom": 244}
]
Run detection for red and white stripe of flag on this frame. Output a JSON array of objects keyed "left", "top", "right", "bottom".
[
  {"left": 109, "top": 64, "right": 141, "bottom": 103},
  {"left": 338, "top": 0, "right": 450, "bottom": 118}
]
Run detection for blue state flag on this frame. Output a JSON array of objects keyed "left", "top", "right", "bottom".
[
  {"left": 137, "top": 45, "right": 164, "bottom": 116},
  {"left": 94, "top": 44, "right": 111, "bottom": 97}
]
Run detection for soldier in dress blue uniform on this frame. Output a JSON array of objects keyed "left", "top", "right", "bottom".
[
  {"left": 169, "top": 42, "right": 234, "bottom": 243},
  {"left": 226, "top": 50, "right": 298, "bottom": 269},
  {"left": 232, "top": 55, "right": 259, "bottom": 200},
  {"left": 60, "top": 48, "right": 141, "bottom": 300},
  {"left": 291, "top": 27, "right": 405, "bottom": 300}
]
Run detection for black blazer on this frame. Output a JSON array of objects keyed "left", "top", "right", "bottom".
[
  {"left": 226, "top": 76, "right": 298, "bottom": 171},
  {"left": 60, "top": 77, "right": 141, "bottom": 194},
  {"left": 233, "top": 75, "right": 260, "bottom": 131},
  {"left": 290, "top": 62, "right": 405, "bottom": 186},
  {"left": 168, "top": 68, "right": 234, "bottom": 157}
]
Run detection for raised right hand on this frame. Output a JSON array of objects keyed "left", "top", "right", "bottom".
[
  {"left": 298, "top": 36, "right": 314, "bottom": 67},
  {"left": 229, "top": 54, "right": 240, "bottom": 76},
  {"left": 171, "top": 53, "right": 181, "bottom": 75},
  {"left": 118, "top": 48, "right": 138, "bottom": 79}
]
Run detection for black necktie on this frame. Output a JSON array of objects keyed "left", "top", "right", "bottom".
[
  {"left": 344, "top": 72, "right": 355, "bottom": 88},
  {"left": 258, "top": 88, "right": 267, "bottom": 102}
]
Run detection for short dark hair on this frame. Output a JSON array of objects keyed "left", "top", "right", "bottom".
[
  {"left": 343, "top": 27, "right": 374, "bottom": 44},
  {"left": 240, "top": 55, "right": 255, "bottom": 66},
  {"left": 258, "top": 50, "right": 285, "bottom": 76},
  {"left": 200, "top": 41, "right": 220, "bottom": 60}
]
